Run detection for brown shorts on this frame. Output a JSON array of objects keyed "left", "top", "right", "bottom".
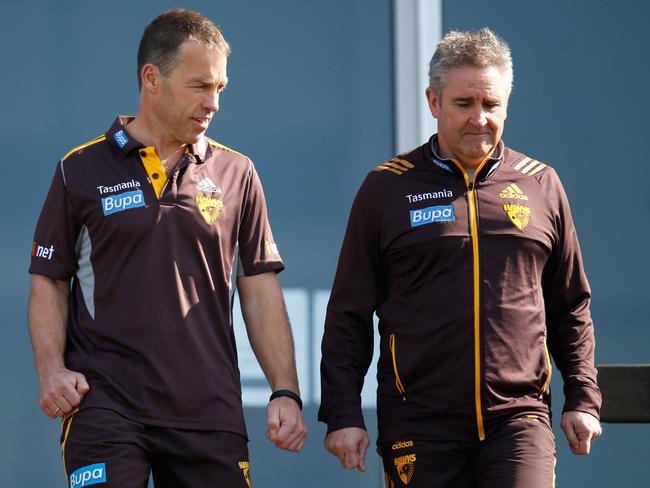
[
  {"left": 381, "top": 417, "right": 556, "bottom": 488},
  {"left": 60, "top": 408, "right": 251, "bottom": 488}
]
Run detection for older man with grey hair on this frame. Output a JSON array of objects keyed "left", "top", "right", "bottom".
[{"left": 319, "top": 27, "right": 601, "bottom": 487}]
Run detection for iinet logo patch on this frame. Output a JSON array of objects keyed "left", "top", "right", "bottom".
[{"left": 32, "top": 241, "right": 55, "bottom": 260}]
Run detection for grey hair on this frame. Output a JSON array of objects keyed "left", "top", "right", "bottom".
[{"left": 428, "top": 28, "right": 513, "bottom": 94}]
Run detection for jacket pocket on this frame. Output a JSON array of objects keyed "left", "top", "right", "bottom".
[
  {"left": 540, "top": 335, "right": 552, "bottom": 397},
  {"left": 389, "top": 333, "right": 407, "bottom": 401}
]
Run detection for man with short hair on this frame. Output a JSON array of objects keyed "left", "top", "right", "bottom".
[
  {"left": 319, "top": 28, "right": 600, "bottom": 486},
  {"left": 28, "top": 8, "right": 306, "bottom": 487}
]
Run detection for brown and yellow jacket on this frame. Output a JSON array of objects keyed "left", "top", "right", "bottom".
[{"left": 319, "top": 135, "right": 601, "bottom": 444}]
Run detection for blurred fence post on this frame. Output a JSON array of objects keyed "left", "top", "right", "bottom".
[{"left": 597, "top": 364, "right": 650, "bottom": 423}]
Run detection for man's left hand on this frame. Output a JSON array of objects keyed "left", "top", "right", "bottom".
[
  {"left": 266, "top": 396, "right": 307, "bottom": 452},
  {"left": 561, "top": 410, "right": 601, "bottom": 455}
]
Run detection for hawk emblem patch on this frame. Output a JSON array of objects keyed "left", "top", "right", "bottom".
[
  {"left": 394, "top": 453, "right": 416, "bottom": 485},
  {"left": 195, "top": 195, "right": 224, "bottom": 224},
  {"left": 503, "top": 203, "right": 531, "bottom": 230},
  {"left": 239, "top": 461, "right": 251, "bottom": 488}
]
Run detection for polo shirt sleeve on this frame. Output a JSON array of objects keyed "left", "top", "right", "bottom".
[
  {"left": 29, "top": 161, "right": 82, "bottom": 280},
  {"left": 237, "top": 159, "right": 284, "bottom": 276}
]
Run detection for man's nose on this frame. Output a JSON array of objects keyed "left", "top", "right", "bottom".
[
  {"left": 469, "top": 108, "right": 488, "bottom": 126},
  {"left": 204, "top": 91, "right": 220, "bottom": 113}
]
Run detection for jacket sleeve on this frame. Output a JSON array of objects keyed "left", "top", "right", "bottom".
[
  {"left": 318, "top": 172, "right": 388, "bottom": 433},
  {"left": 541, "top": 169, "right": 601, "bottom": 419}
]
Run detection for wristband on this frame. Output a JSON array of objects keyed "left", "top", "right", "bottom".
[{"left": 269, "top": 389, "right": 303, "bottom": 410}]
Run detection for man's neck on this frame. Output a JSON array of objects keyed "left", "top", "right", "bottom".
[
  {"left": 126, "top": 115, "right": 187, "bottom": 172},
  {"left": 433, "top": 136, "right": 502, "bottom": 172},
  {"left": 438, "top": 149, "right": 484, "bottom": 170},
  {"left": 436, "top": 145, "right": 495, "bottom": 172}
]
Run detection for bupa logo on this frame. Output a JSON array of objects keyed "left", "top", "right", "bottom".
[
  {"left": 69, "top": 463, "right": 106, "bottom": 487},
  {"left": 410, "top": 204, "right": 455, "bottom": 227},
  {"left": 101, "top": 190, "right": 145, "bottom": 216},
  {"left": 113, "top": 130, "right": 129, "bottom": 148}
]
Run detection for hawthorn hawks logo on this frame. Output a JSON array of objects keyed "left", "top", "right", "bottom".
[
  {"left": 503, "top": 203, "right": 531, "bottom": 231},
  {"left": 195, "top": 195, "right": 224, "bottom": 224},
  {"left": 394, "top": 453, "right": 416, "bottom": 485},
  {"left": 238, "top": 461, "right": 251, "bottom": 488}
]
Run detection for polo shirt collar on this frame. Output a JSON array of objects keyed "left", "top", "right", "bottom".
[
  {"left": 106, "top": 115, "right": 209, "bottom": 163},
  {"left": 106, "top": 116, "right": 141, "bottom": 155}
]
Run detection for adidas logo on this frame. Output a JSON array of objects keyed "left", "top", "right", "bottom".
[
  {"left": 499, "top": 183, "right": 528, "bottom": 200},
  {"left": 392, "top": 440, "right": 414, "bottom": 450},
  {"left": 196, "top": 177, "right": 222, "bottom": 193}
]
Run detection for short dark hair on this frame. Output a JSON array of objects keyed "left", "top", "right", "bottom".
[{"left": 137, "top": 8, "right": 231, "bottom": 90}]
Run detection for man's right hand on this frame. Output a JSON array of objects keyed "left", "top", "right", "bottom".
[
  {"left": 324, "top": 427, "right": 370, "bottom": 472},
  {"left": 38, "top": 368, "right": 89, "bottom": 419}
]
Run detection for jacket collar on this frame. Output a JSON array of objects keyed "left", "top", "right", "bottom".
[{"left": 427, "top": 134, "right": 503, "bottom": 181}]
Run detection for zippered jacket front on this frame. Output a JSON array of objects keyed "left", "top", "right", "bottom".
[{"left": 318, "top": 136, "right": 601, "bottom": 444}]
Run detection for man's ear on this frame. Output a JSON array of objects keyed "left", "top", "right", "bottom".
[
  {"left": 140, "top": 64, "right": 161, "bottom": 93},
  {"left": 425, "top": 87, "right": 440, "bottom": 118}
]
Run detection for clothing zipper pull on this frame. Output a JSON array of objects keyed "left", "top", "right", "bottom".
[
  {"left": 468, "top": 182, "right": 474, "bottom": 191},
  {"left": 401, "top": 395, "right": 407, "bottom": 402}
]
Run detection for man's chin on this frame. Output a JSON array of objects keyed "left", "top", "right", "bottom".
[{"left": 465, "top": 144, "right": 495, "bottom": 162}]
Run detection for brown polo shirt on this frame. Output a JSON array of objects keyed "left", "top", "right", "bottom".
[{"left": 30, "top": 116, "right": 284, "bottom": 436}]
